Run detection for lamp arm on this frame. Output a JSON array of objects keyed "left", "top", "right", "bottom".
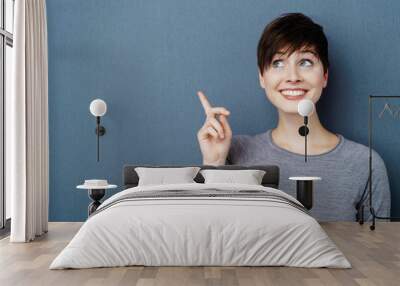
[
  {"left": 97, "top": 116, "right": 100, "bottom": 162},
  {"left": 304, "top": 116, "right": 308, "bottom": 162}
]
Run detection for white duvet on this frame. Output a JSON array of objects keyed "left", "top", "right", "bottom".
[{"left": 50, "top": 183, "right": 351, "bottom": 269}]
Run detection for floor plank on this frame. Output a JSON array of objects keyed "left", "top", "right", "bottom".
[{"left": 0, "top": 222, "right": 399, "bottom": 286}]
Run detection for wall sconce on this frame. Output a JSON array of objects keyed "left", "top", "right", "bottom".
[
  {"left": 297, "top": 99, "right": 314, "bottom": 162},
  {"left": 89, "top": 99, "right": 107, "bottom": 162}
]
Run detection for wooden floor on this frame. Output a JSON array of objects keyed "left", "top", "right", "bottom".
[{"left": 0, "top": 222, "right": 399, "bottom": 286}]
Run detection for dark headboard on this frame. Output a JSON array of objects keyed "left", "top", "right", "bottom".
[{"left": 123, "top": 165, "right": 279, "bottom": 189}]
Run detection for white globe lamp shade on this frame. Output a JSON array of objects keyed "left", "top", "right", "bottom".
[
  {"left": 90, "top": 99, "right": 107, "bottom": 117},
  {"left": 297, "top": 99, "right": 314, "bottom": 117}
]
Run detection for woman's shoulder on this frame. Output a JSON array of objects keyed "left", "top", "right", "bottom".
[
  {"left": 340, "top": 135, "right": 368, "bottom": 152},
  {"left": 338, "top": 135, "right": 386, "bottom": 166},
  {"left": 231, "top": 132, "right": 268, "bottom": 148},
  {"left": 228, "top": 132, "right": 269, "bottom": 164}
]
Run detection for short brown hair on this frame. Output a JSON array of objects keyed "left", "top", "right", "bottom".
[{"left": 257, "top": 13, "right": 329, "bottom": 75}]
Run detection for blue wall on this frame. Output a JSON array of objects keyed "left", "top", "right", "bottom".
[{"left": 47, "top": 0, "right": 400, "bottom": 221}]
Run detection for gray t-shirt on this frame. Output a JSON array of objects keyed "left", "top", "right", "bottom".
[{"left": 226, "top": 129, "right": 391, "bottom": 222}]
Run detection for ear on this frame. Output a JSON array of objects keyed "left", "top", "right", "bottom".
[
  {"left": 258, "top": 71, "right": 265, "bottom": 89},
  {"left": 323, "top": 70, "right": 329, "bottom": 88}
]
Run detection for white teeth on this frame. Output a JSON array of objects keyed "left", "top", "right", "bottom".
[{"left": 280, "top": 90, "right": 306, "bottom": 97}]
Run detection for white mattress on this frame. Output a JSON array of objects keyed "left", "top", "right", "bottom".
[{"left": 50, "top": 183, "right": 351, "bottom": 269}]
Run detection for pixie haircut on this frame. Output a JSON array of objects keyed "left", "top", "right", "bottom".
[{"left": 257, "top": 13, "right": 329, "bottom": 75}]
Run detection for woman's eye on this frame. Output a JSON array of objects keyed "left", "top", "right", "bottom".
[
  {"left": 272, "top": 60, "right": 284, "bottom": 68},
  {"left": 300, "top": 59, "right": 313, "bottom": 67}
]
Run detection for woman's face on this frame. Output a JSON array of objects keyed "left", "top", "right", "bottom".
[{"left": 259, "top": 47, "right": 328, "bottom": 114}]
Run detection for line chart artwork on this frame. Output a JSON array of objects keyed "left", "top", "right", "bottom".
[{"left": 378, "top": 103, "right": 400, "bottom": 119}]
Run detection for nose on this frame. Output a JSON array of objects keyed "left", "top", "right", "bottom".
[{"left": 286, "top": 64, "right": 302, "bottom": 83}]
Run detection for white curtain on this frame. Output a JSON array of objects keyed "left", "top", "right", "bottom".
[{"left": 8, "top": 0, "right": 49, "bottom": 242}]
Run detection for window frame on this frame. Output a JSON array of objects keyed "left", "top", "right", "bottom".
[{"left": 0, "top": 0, "right": 13, "bottom": 230}]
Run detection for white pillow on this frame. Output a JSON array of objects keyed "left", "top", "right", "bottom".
[
  {"left": 135, "top": 167, "right": 201, "bottom": 186},
  {"left": 200, "top": 169, "right": 266, "bottom": 185}
]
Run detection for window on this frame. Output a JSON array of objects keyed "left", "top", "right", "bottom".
[{"left": 0, "top": 0, "right": 14, "bottom": 231}]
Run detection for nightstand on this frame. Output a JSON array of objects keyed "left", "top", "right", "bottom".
[
  {"left": 289, "top": 176, "right": 321, "bottom": 210},
  {"left": 77, "top": 182, "right": 117, "bottom": 216}
]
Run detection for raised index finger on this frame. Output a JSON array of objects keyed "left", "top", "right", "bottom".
[{"left": 197, "top": 91, "right": 212, "bottom": 112}]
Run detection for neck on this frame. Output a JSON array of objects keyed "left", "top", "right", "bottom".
[{"left": 271, "top": 109, "right": 337, "bottom": 154}]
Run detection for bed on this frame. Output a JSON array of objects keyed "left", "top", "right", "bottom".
[{"left": 50, "top": 165, "right": 351, "bottom": 269}]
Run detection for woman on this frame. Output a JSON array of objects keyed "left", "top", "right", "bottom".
[{"left": 196, "top": 13, "right": 390, "bottom": 221}]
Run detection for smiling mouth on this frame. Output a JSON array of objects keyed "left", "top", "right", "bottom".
[{"left": 279, "top": 89, "right": 308, "bottom": 100}]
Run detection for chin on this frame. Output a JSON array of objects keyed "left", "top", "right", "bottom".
[
  {"left": 274, "top": 100, "right": 300, "bottom": 114},
  {"left": 280, "top": 107, "right": 300, "bottom": 115},
  {"left": 267, "top": 94, "right": 315, "bottom": 114}
]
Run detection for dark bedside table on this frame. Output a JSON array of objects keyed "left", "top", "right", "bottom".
[
  {"left": 77, "top": 182, "right": 117, "bottom": 216},
  {"left": 289, "top": 176, "right": 321, "bottom": 210}
]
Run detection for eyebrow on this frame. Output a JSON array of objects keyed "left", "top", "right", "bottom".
[
  {"left": 275, "top": 50, "right": 318, "bottom": 57},
  {"left": 300, "top": 50, "right": 318, "bottom": 56}
]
